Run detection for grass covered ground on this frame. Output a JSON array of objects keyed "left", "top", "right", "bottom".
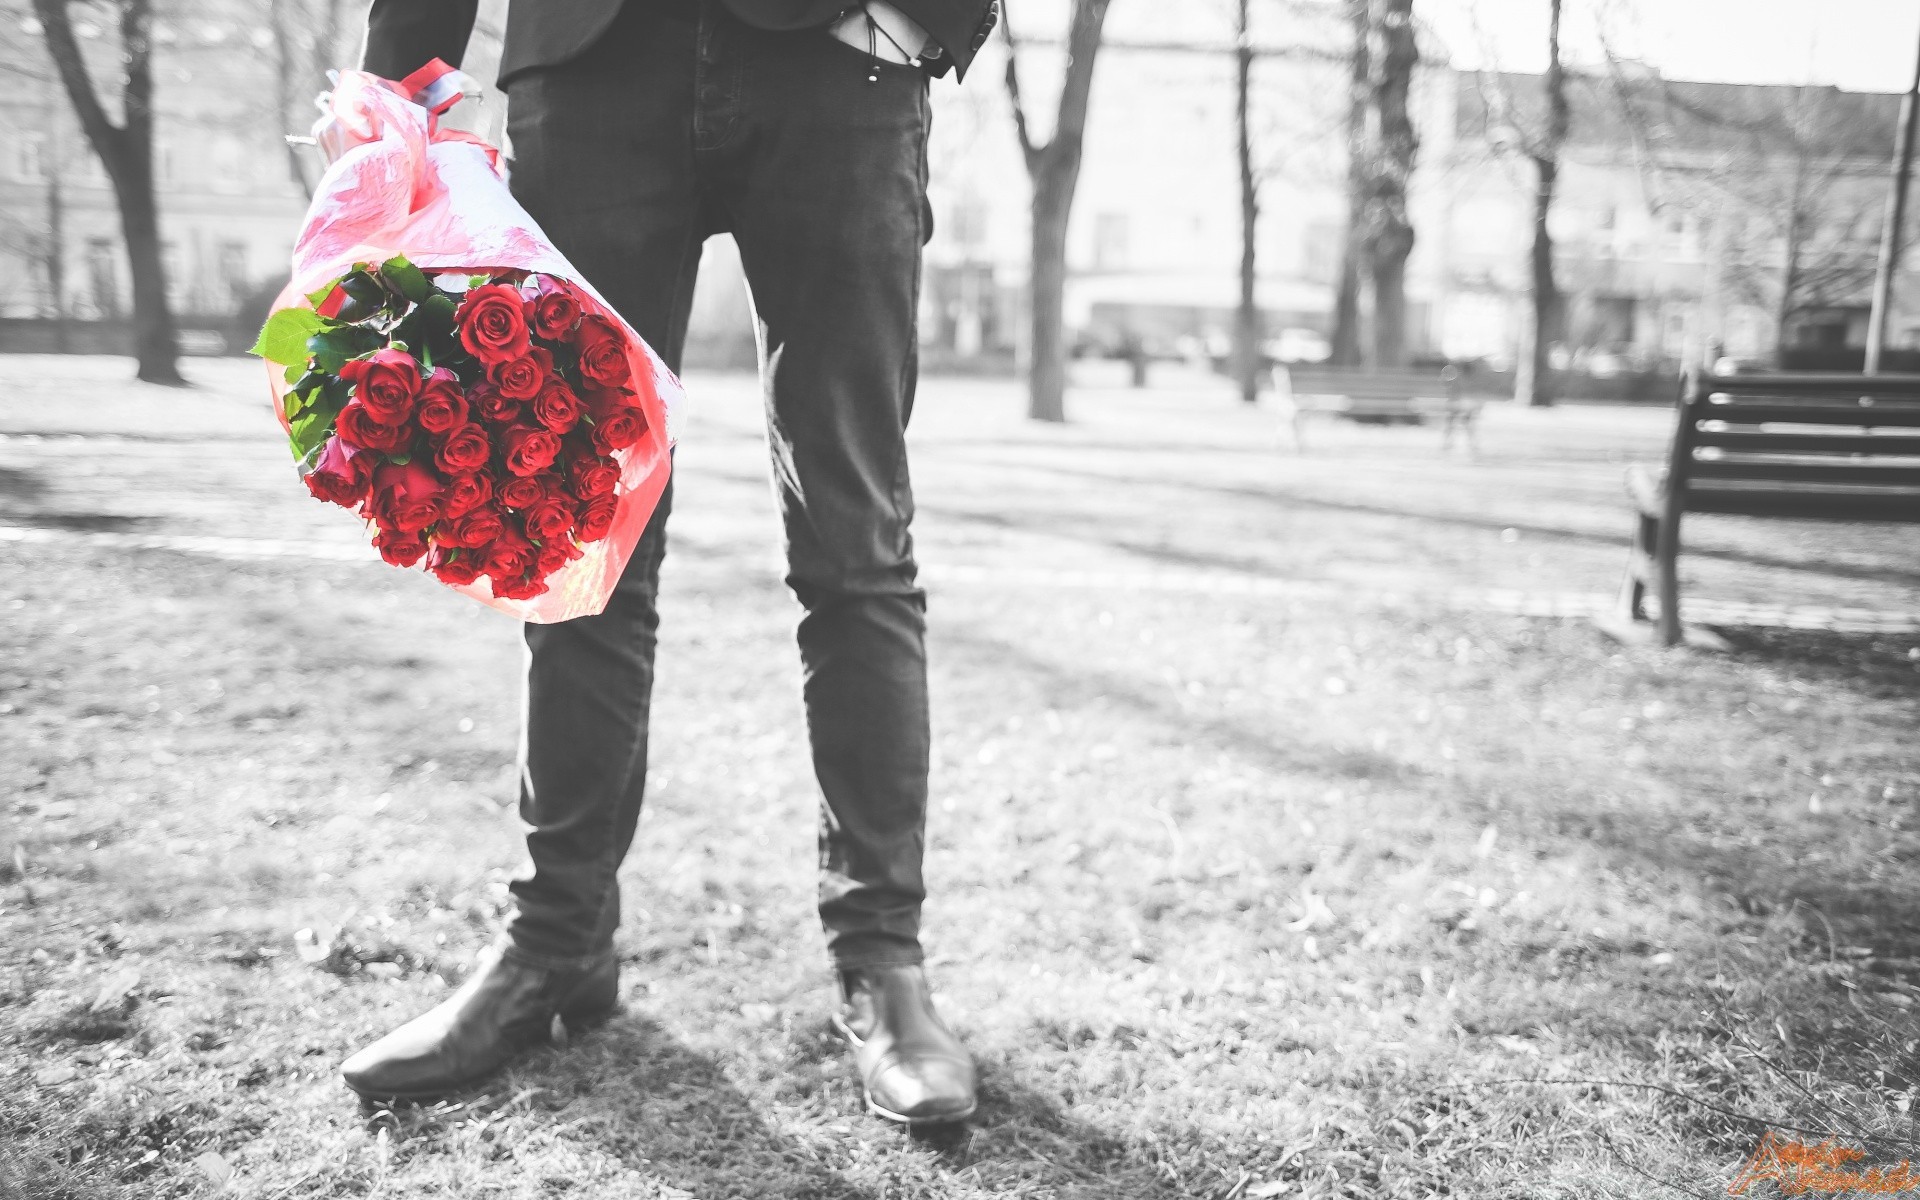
[{"left": 4, "top": 357, "right": 1920, "bottom": 1198}]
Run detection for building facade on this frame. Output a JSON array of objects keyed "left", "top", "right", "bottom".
[{"left": 0, "top": 1, "right": 319, "bottom": 352}]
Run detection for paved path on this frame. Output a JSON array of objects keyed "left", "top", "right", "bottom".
[{"left": 3, "top": 353, "right": 1917, "bottom": 635}]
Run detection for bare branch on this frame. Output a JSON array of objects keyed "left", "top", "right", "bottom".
[{"left": 1000, "top": 10, "right": 1038, "bottom": 168}]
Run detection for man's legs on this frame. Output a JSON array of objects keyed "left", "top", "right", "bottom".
[
  {"left": 704, "top": 10, "right": 934, "bottom": 971},
  {"left": 501, "top": 4, "right": 705, "bottom": 965}
]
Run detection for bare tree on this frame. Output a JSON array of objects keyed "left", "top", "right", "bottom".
[
  {"left": 1004, "top": 0, "right": 1113, "bottom": 423},
  {"left": 32, "top": 0, "right": 182, "bottom": 383},
  {"left": 1362, "top": 0, "right": 1417, "bottom": 367},
  {"left": 1482, "top": 0, "right": 1568, "bottom": 405},
  {"left": 1230, "top": 0, "right": 1261, "bottom": 403},
  {"left": 269, "top": 0, "right": 349, "bottom": 197},
  {"left": 1602, "top": 65, "right": 1890, "bottom": 364},
  {"left": 1328, "top": 0, "right": 1369, "bottom": 366},
  {"left": 1328, "top": 0, "right": 1418, "bottom": 368}
]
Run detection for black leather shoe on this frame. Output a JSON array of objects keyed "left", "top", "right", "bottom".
[
  {"left": 339, "top": 941, "right": 618, "bottom": 1103},
  {"left": 833, "top": 964, "right": 976, "bottom": 1125}
]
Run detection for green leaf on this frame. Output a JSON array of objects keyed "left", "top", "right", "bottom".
[
  {"left": 252, "top": 308, "right": 324, "bottom": 366},
  {"left": 381, "top": 256, "right": 432, "bottom": 305},
  {"left": 333, "top": 270, "right": 392, "bottom": 324},
  {"left": 307, "top": 326, "right": 381, "bottom": 375},
  {"left": 288, "top": 406, "right": 335, "bottom": 463},
  {"left": 387, "top": 453, "right": 411, "bottom": 466},
  {"left": 419, "top": 292, "right": 457, "bottom": 343},
  {"left": 284, "top": 363, "right": 304, "bottom": 385}
]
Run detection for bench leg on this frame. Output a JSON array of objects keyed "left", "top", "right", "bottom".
[
  {"left": 1652, "top": 508, "right": 1682, "bottom": 647},
  {"left": 1616, "top": 511, "right": 1655, "bottom": 621}
]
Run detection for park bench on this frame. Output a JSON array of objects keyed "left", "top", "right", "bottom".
[
  {"left": 1606, "top": 369, "right": 1920, "bottom": 646},
  {"left": 1274, "top": 364, "right": 1479, "bottom": 451}
]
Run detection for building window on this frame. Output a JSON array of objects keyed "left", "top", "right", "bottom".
[
  {"left": 1093, "top": 213, "right": 1129, "bottom": 271},
  {"left": 162, "top": 241, "right": 186, "bottom": 309},
  {"left": 14, "top": 133, "right": 48, "bottom": 183},
  {"left": 217, "top": 241, "right": 248, "bottom": 310},
  {"left": 1302, "top": 220, "right": 1341, "bottom": 284},
  {"left": 212, "top": 137, "right": 245, "bottom": 193},
  {"left": 85, "top": 237, "right": 118, "bottom": 318},
  {"left": 949, "top": 196, "right": 987, "bottom": 252}
]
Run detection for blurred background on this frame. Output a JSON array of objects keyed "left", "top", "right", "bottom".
[{"left": 7, "top": 0, "right": 1920, "bottom": 402}]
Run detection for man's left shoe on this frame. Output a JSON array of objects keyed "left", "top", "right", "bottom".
[
  {"left": 833, "top": 964, "right": 977, "bottom": 1125},
  {"left": 339, "top": 940, "right": 618, "bottom": 1103}
]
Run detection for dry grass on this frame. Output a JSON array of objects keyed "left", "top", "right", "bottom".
[{"left": 4, "top": 359, "right": 1920, "bottom": 1197}]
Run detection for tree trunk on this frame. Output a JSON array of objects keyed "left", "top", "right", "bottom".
[
  {"left": 33, "top": 0, "right": 182, "bottom": 384},
  {"left": 47, "top": 149, "right": 69, "bottom": 352},
  {"left": 1363, "top": 0, "right": 1418, "bottom": 368},
  {"left": 1231, "top": 0, "right": 1262, "bottom": 403},
  {"left": 271, "top": 0, "right": 318, "bottom": 197},
  {"left": 1004, "top": 0, "right": 1112, "bottom": 423},
  {"left": 1371, "top": 255, "right": 1408, "bottom": 368},
  {"left": 1329, "top": 0, "right": 1370, "bottom": 367},
  {"left": 1028, "top": 178, "right": 1073, "bottom": 423},
  {"left": 1518, "top": 0, "right": 1567, "bottom": 407},
  {"left": 1774, "top": 128, "right": 1810, "bottom": 364}
]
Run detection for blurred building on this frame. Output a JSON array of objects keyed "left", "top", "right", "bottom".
[
  {"left": 911, "top": 40, "right": 1917, "bottom": 380},
  {"left": 0, "top": 2, "right": 317, "bottom": 353}
]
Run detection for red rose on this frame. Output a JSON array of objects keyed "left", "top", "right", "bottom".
[
  {"left": 590, "top": 408, "right": 646, "bottom": 453},
  {"left": 491, "top": 572, "right": 550, "bottom": 601},
  {"left": 526, "top": 277, "right": 583, "bottom": 342},
  {"left": 304, "top": 436, "right": 373, "bottom": 509},
  {"left": 531, "top": 379, "right": 583, "bottom": 434},
  {"left": 576, "top": 493, "right": 618, "bottom": 542},
  {"left": 433, "top": 423, "right": 491, "bottom": 475},
  {"left": 496, "top": 474, "right": 546, "bottom": 510},
  {"left": 414, "top": 368, "right": 469, "bottom": 434},
  {"left": 336, "top": 399, "right": 412, "bottom": 454},
  {"left": 374, "top": 526, "right": 429, "bottom": 567},
  {"left": 367, "top": 460, "right": 447, "bottom": 534},
  {"left": 536, "top": 537, "right": 583, "bottom": 577},
  {"left": 501, "top": 423, "right": 563, "bottom": 476},
  {"left": 523, "top": 496, "right": 575, "bottom": 542},
  {"left": 442, "top": 470, "right": 493, "bottom": 518},
  {"left": 428, "top": 546, "right": 486, "bottom": 586},
  {"left": 569, "top": 452, "right": 620, "bottom": 498},
  {"left": 573, "top": 313, "right": 631, "bottom": 389},
  {"left": 340, "top": 348, "right": 422, "bottom": 426},
  {"left": 457, "top": 283, "right": 531, "bottom": 365},
  {"left": 488, "top": 346, "right": 553, "bottom": 401},
  {"left": 470, "top": 382, "right": 520, "bottom": 425},
  {"left": 481, "top": 525, "right": 537, "bottom": 579},
  {"left": 443, "top": 505, "right": 505, "bottom": 549}
]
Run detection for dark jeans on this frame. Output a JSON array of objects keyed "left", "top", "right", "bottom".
[{"left": 500, "top": 0, "right": 933, "bottom": 971}]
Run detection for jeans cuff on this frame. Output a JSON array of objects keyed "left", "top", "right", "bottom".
[
  {"left": 831, "top": 949, "right": 926, "bottom": 974},
  {"left": 499, "top": 934, "right": 614, "bottom": 974}
]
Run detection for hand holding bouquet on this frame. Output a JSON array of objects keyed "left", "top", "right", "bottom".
[{"left": 257, "top": 60, "right": 678, "bottom": 621}]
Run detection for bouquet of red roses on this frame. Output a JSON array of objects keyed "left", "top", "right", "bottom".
[
  {"left": 257, "top": 60, "right": 677, "bottom": 621},
  {"left": 254, "top": 257, "right": 651, "bottom": 602}
]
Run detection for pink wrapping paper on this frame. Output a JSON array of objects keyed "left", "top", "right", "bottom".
[{"left": 267, "top": 65, "right": 682, "bottom": 622}]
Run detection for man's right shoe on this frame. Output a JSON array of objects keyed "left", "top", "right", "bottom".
[{"left": 339, "top": 941, "right": 618, "bottom": 1103}]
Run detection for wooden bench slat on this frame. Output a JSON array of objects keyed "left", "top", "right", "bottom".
[
  {"left": 1694, "top": 430, "right": 1920, "bottom": 455},
  {"left": 1689, "top": 459, "right": 1920, "bottom": 486},
  {"left": 1683, "top": 485, "right": 1920, "bottom": 520},
  {"left": 1702, "top": 372, "right": 1920, "bottom": 396},
  {"left": 1694, "top": 402, "right": 1920, "bottom": 426}
]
